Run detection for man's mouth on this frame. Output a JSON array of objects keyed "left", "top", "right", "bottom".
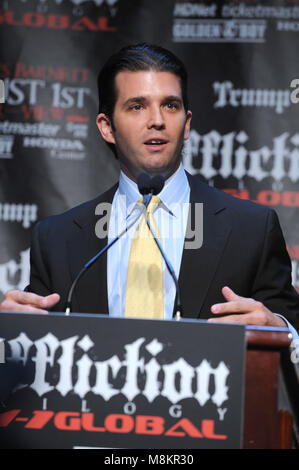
[{"left": 144, "top": 138, "right": 168, "bottom": 149}]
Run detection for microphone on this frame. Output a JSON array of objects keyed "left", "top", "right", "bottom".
[
  {"left": 138, "top": 173, "right": 151, "bottom": 195},
  {"left": 137, "top": 173, "right": 164, "bottom": 196},
  {"left": 137, "top": 173, "right": 164, "bottom": 210},
  {"left": 137, "top": 173, "right": 183, "bottom": 321}
]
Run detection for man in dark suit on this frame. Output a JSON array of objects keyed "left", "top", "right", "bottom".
[{"left": 1, "top": 44, "right": 298, "bottom": 331}]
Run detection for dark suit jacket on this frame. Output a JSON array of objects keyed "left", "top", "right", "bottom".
[{"left": 27, "top": 173, "right": 299, "bottom": 330}]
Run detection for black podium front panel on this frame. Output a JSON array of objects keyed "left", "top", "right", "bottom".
[{"left": 0, "top": 313, "right": 245, "bottom": 449}]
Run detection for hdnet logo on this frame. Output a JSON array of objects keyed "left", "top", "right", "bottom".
[{"left": 0, "top": 80, "right": 4, "bottom": 104}]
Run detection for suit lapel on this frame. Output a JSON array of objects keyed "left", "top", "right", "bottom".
[
  {"left": 67, "top": 184, "right": 118, "bottom": 314},
  {"left": 178, "top": 174, "right": 232, "bottom": 318}
]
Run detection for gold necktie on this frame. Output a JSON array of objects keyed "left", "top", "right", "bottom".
[{"left": 125, "top": 196, "right": 164, "bottom": 319}]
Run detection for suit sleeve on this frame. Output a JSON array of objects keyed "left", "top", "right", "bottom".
[
  {"left": 25, "top": 221, "right": 52, "bottom": 297},
  {"left": 251, "top": 208, "right": 299, "bottom": 331}
]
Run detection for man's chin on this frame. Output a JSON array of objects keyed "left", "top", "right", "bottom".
[
  {"left": 120, "top": 158, "right": 181, "bottom": 183},
  {"left": 141, "top": 161, "right": 180, "bottom": 179}
]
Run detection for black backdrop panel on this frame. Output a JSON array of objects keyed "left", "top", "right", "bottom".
[{"left": 0, "top": 0, "right": 298, "bottom": 299}]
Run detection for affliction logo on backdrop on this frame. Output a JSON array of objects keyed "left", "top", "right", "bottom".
[
  {"left": 4, "top": 333, "right": 229, "bottom": 407},
  {"left": 183, "top": 129, "right": 299, "bottom": 184},
  {"left": 0, "top": 248, "right": 30, "bottom": 296},
  {"left": 183, "top": 128, "right": 299, "bottom": 293}
]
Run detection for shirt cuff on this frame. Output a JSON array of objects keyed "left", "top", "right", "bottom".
[{"left": 275, "top": 314, "right": 298, "bottom": 339}]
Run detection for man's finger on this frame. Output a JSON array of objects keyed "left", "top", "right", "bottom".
[
  {"left": 208, "top": 313, "right": 260, "bottom": 325},
  {"left": 0, "top": 299, "right": 48, "bottom": 314},
  {"left": 211, "top": 298, "right": 257, "bottom": 315},
  {"left": 221, "top": 286, "right": 241, "bottom": 302},
  {"left": 6, "top": 291, "right": 60, "bottom": 308}
]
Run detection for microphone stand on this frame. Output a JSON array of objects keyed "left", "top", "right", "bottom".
[{"left": 65, "top": 209, "right": 143, "bottom": 315}]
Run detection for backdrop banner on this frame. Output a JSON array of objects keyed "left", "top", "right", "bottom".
[{"left": 0, "top": 0, "right": 299, "bottom": 299}]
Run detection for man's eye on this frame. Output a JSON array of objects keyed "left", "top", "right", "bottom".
[
  {"left": 165, "top": 102, "right": 179, "bottom": 109},
  {"left": 130, "top": 104, "right": 143, "bottom": 111}
]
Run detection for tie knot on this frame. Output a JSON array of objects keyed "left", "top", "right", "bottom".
[
  {"left": 138, "top": 196, "right": 161, "bottom": 214},
  {"left": 147, "top": 195, "right": 160, "bottom": 214}
]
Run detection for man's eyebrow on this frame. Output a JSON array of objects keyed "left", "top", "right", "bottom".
[
  {"left": 163, "top": 95, "right": 183, "bottom": 103},
  {"left": 122, "top": 96, "right": 147, "bottom": 107},
  {"left": 122, "top": 95, "right": 183, "bottom": 107}
]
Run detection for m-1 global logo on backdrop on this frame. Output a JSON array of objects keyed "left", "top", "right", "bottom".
[
  {"left": 0, "top": 0, "right": 119, "bottom": 32},
  {"left": 10, "top": 0, "right": 118, "bottom": 6}
]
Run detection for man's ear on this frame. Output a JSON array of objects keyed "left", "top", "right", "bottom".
[
  {"left": 184, "top": 110, "right": 192, "bottom": 141},
  {"left": 96, "top": 113, "right": 115, "bottom": 144}
]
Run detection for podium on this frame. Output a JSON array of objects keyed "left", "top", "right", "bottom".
[
  {"left": 244, "top": 327, "right": 298, "bottom": 449},
  {"left": 0, "top": 312, "right": 298, "bottom": 449}
]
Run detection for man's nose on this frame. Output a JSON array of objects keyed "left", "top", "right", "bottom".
[{"left": 147, "top": 106, "right": 166, "bottom": 129}]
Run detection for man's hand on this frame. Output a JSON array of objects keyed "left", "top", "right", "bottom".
[
  {"left": 208, "top": 286, "right": 287, "bottom": 327},
  {"left": 0, "top": 290, "right": 60, "bottom": 314}
]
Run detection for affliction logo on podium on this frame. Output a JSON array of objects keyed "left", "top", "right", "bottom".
[{"left": 3, "top": 333, "right": 229, "bottom": 406}]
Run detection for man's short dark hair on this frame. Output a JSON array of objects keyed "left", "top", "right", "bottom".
[{"left": 97, "top": 43, "right": 189, "bottom": 156}]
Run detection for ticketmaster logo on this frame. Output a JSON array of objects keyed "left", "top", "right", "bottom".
[
  {"left": 0, "top": 339, "right": 5, "bottom": 364},
  {"left": 0, "top": 80, "right": 5, "bottom": 104}
]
